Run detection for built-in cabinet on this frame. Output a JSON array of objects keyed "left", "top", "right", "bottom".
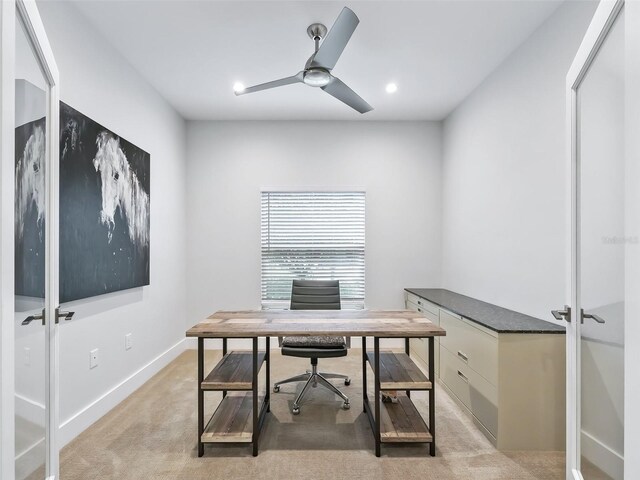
[
  {"left": 405, "top": 290, "right": 440, "bottom": 374},
  {"left": 405, "top": 289, "right": 566, "bottom": 450}
]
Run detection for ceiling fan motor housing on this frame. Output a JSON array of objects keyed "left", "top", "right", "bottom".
[{"left": 303, "top": 68, "right": 332, "bottom": 87}]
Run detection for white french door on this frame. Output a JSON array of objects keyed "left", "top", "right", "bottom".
[
  {"left": 0, "top": 1, "right": 59, "bottom": 479},
  {"left": 565, "top": 1, "right": 626, "bottom": 479}
]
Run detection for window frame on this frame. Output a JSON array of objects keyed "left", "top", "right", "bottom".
[{"left": 260, "top": 190, "right": 366, "bottom": 310}]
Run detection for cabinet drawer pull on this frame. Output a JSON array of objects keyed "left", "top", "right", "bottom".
[
  {"left": 417, "top": 307, "right": 422, "bottom": 313},
  {"left": 457, "top": 370, "right": 469, "bottom": 383},
  {"left": 457, "top": 351, "right": 468, "bottom": 362},
  {"left": 418, "top": 300, "right": 422, "bottom": 305}
]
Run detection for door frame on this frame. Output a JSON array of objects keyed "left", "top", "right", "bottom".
[
  {"left": 0, "top": 1, "right": 17, "bottom": 478},
  {"left": 566, "top": 1, "right": 625, "bottom": 479},
  {"left": 0, "top": 1, "right": 59, "bottom": 479}
]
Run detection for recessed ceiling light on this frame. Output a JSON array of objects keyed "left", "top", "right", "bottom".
[
  {"left": 385, "top": 83, "right": 398, "bottom": 94},
  {"left": 233, "top": 82, "right": 245, "bottom": 93}
]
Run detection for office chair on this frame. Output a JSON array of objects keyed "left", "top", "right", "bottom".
[{"left": 273, "top": 280, "right": 351, "bottom": 414}]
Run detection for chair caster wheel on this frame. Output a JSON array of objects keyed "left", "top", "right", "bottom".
[
  {"left": 344, "top": 379, "right": 351, "bottom": 386},
  {"left": 343, "top": 402, "right": 351, "bottom": 410},
  {"left": 273, "top": 385, "right": 280, "bottom": 393},
  {"left": 292, "top": 406, "right": 300, "bottom": 415}
]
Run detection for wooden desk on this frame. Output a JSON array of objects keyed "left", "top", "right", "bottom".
[{"left": 186, "top": 310, "right": 446, "bottom": 457}]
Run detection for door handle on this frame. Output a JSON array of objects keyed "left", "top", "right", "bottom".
[
  {"left": 55, "top": 307, "right": 75, "bottom": 324},
  {"left": 581, "top": 309, "right": 605, "bottom": 324},
  {"left": 551, "top": 305, "right": 571, "bottom": 322},
  {"left": 22, "top": 309, "right": 45, "bottom": 326}
]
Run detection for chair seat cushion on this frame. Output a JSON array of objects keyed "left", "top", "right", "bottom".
[
  {"left": 282, "top": 335, "right": 346, "bottom": 348},
  {"left": 281, "top": 346, "right": 348, "bottom": 359},
  {"left": 281, "top": 335, "right": 347, "bottom": 359}
]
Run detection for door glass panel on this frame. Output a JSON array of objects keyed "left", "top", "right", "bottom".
[
  {"left": 578, "top": 8, "right": 625, "bottom": 480},
  {"left": 14, "top": 14, "right": 48, "bottom": 480}
]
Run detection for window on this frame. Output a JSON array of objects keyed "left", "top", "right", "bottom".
[{"left": 261, "top": 191, "right": 365, "bottom": 309}]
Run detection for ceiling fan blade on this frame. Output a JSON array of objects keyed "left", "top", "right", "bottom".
[
  {"left": 235, "top": 72, "right": 303, "bottom": 95},
  {"left": 310, "top": 7, "right": 359, "bottom": 70},
  {"left": 321, "top": 77, "right": 373, "bottom": 114}
]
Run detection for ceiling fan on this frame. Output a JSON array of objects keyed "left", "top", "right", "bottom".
[{"left": 234, "top": 7, "right": 373, "bottom": 114}]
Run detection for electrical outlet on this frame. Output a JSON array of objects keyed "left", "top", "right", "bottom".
[
  {"left": 24, "top": 347, "right": 30, "bottom": 366},
  {"left": 125, "top": 333, "right": 132, "bottom": 351},
  {"left": 89, "top": 348, "right": 98, "bottom": 369}
]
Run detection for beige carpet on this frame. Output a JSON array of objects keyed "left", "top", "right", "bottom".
[{"left": 56, "top": 349, "right": 565, "bottom": 480}]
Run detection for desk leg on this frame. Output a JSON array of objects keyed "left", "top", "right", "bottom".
[
  {"left": 222, "top": 338, "right": 228, "bottom": 399},
  {"left": 266, "top": 336, "right": 271, "bottom": 412},
  {"left": 362, "top": 336, "right": 367, "bottom": 413},
  {"left": 374, "top": 337, "right": 381, "bottom": 457},
  {"left": 429, "top": 336, "right": 435, "bottom": 457},
  {"left": 197, "top": 337, "right": 204, "bottom": 457},
  {"left": 252, "top": 337, "right": 259, "bottom": 457},
  {"left": 405, "top": 338, "right": 411, "bottom": 398}
]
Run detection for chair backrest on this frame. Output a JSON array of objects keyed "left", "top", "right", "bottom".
[{"left": 290, "top": 280, "right": 341, "bottom": 310}]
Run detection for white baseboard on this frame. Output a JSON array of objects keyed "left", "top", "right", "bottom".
[
  {"left": 15, "top": 393, "right": 45, "bottom": 429},
  {"left": 581, "top": 429, "right": 623, "bottom": 479},
  {"left": 15, "top": 437, "right": 44, "bottom": 480},
  {"left": 59, "top": 338, "right": 186, "bottom": 447}
]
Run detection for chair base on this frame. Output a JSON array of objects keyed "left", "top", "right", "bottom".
[{"left": 274, "top": 363, "right": 350, "bottom": 414}]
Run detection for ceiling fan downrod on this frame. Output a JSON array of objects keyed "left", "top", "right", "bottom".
[{"left": 307, "top": 23, "right": 328, "bottom": 52}]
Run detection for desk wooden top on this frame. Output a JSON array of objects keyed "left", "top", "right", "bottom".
[{"left": 186, "top": 310, "right": 447, "bottom": 338}]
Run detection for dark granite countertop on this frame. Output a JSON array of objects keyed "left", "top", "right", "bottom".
[{"left": 405, "top": 288, "right": 565, "bottom": 334}]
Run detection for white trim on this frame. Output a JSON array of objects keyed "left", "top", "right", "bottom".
[
  {"left": 0, "top": 2, "right": 16, "bottom": 479},
  {"left": 58, "top": 339, "right": 186, "bottom": 447},
  {"left": 15, "top": 393, "right": 46, "bottom": 411},
  {"left": 15, "top": 393, "right": 45, "bottom": 427},
  {"left": 566, "top": 1, "right": 625, "bottom": 479},
  {"left": 15, "top": 437, "right": 45, "bottom": 480},
  {"left": 260, "top": 186, "right": 366, "bottom": 193},
  {"left": 15, "top": 437, "right": 43, "bottom": 461},
  {"left": 581, "top": 430, "right": 624, "bottom": 479}
]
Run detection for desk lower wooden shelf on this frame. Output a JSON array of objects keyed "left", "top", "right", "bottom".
[
  {"left": 380, "top": 395, "right": 432, "bottom": 443},
  {"left": 202, "top": 351, "right": 266, "bottom": 391},
  {"left": 366, "top": 351, "right": 432, "bottom": 390},
  {"left": 202, "top": 393, "right": 265, "bottom": 443}
]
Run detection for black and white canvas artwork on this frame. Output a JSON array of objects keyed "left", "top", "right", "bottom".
[
  {"left": 15, "top": 115, "right": 46, "bottom": 299},
  {"left": 60, "top": 102, "right": 150, "bottom": 302}
]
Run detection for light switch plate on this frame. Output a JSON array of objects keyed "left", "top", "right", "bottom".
[
  {"left": 125, "top": 333, "right": 132, "bottom": 351},
  {"left": 90, "top": 348, "right": 98, "bottom": 369},
  {"left": 24, "top": 347, "right": 30, "bottom": 366}
]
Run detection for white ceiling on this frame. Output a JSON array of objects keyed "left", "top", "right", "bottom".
[{"left": 70, "top": 0, "right": 563, "bottom": 121}]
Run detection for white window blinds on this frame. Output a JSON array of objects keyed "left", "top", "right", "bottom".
[{"left": 261, "top": 191, "right": 365, "bottom": 309}]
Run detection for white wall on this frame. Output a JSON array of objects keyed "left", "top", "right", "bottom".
[
  {"left": 441, "top": 0, "right": 597, "bottom": 321},
  {"left": 32, "top": 1, "right": 187, "bottom": 446},
  {"left": 186, "top": 121, "right": 442, "bottom": 344}
]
